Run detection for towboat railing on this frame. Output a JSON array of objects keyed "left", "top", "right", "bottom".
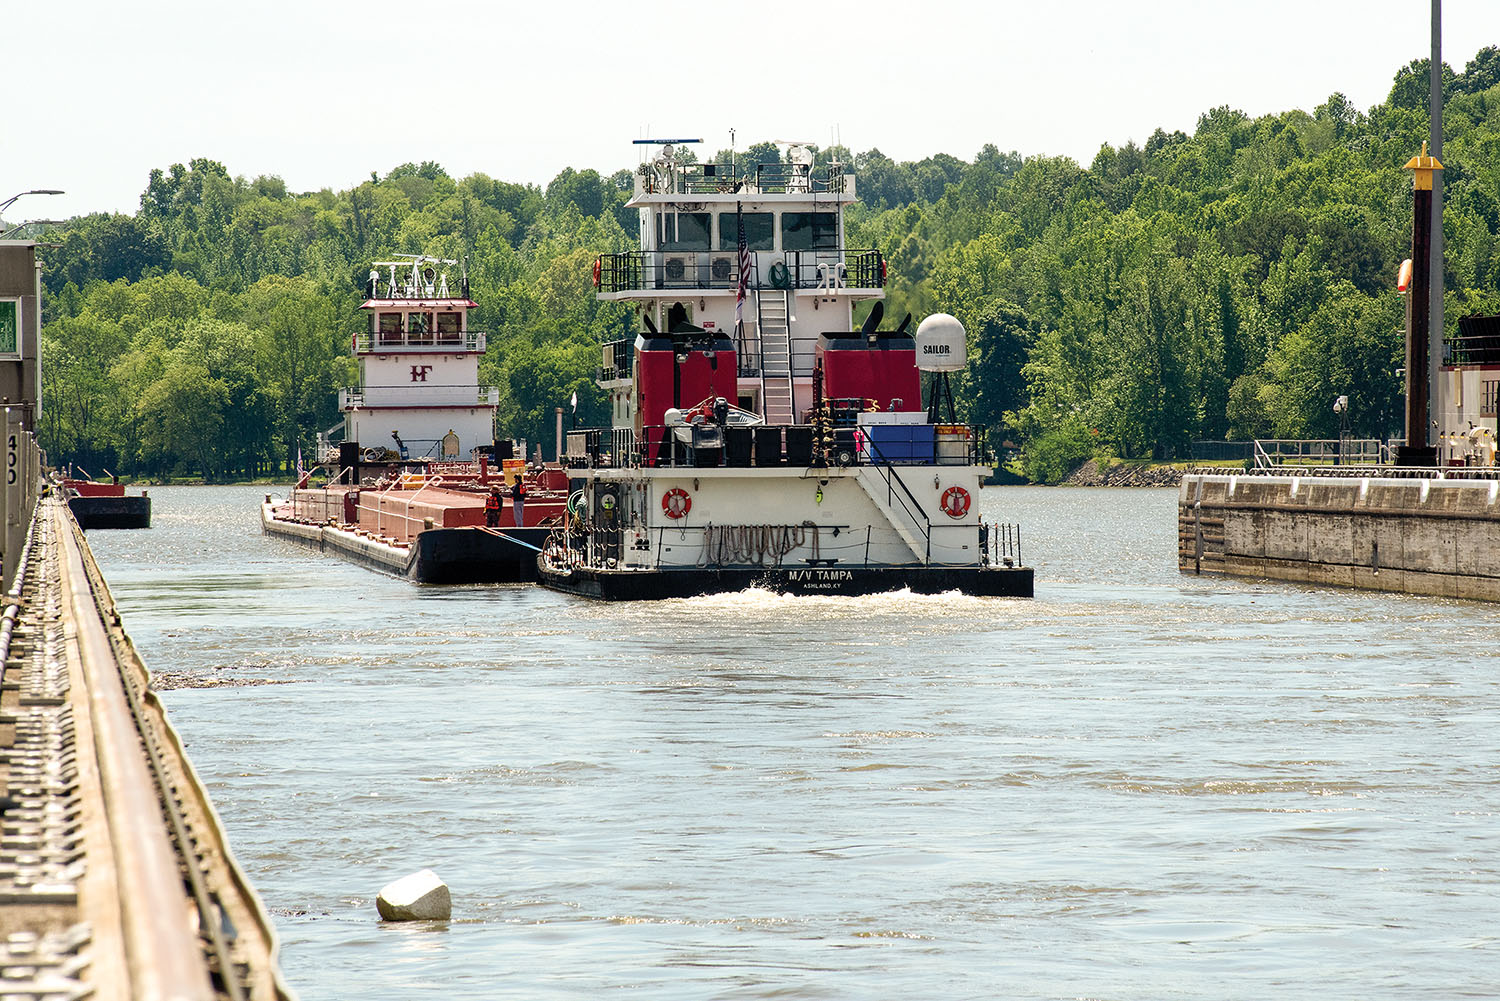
[
  {"left": 566, "top": 428, "right": 636, "bottom": 469},
  {"left": 635, "top": 162, "right": 851, "bottom": 196},
  {"left": 754, "top": 163, "right": 849, "bottom": 195},
  {"left": 354, "top": 329, "right": 487, "bottom": 353},
  {"left": 340, "top": 385, "right": 499, "bottom": 409},
  {"left": 738, "top": 333, "right": 820, "bottom": 379},
  {"left": 988, "top": 523, "right": 1022, "bottom": 568},
  {"left": 549, "top": 517, "right": 1020, "bottom": 573},
  {"left": 565, "top": 423, "right": 988, "bottom": 470},
  {"left": 595, "top": 249, "right": 884, "bottom": 294},
  {"left": 599, "top": 339, "right": 634, "bottom": 382}
]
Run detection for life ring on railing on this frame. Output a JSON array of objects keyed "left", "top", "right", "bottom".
[
  {"left": 592, "top": 258, "right": 602, "bottom": 288},
  {"left": 768, "top": 260, "right": 791, "bottom": 289},
  {"left": 940, "top": 485, "right": 971, "bottom": 519},
  {"left": 662, "top": 487, "right": 692, "bottom": 519}
]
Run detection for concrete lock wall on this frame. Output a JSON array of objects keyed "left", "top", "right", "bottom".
[
  {"left": 0, "top": 243, "right": 40, "bottom": 427},
  {"left": 1179, "top": 473, "right": 1500, "bottom": 601}
]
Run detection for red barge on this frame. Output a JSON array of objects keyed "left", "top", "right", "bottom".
[{"left": 61, "top": 474, "right": 152, "bottom": 529}]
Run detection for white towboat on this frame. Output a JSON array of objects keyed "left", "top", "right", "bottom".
[
  {"left": 262, "top": 255, "right": 567, "bottom": 582},
  {"left": 537, "top": 139, "right": 1032, "bottom": 600}
]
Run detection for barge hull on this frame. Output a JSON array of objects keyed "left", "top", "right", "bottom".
[
  {"left": 68, "top": 495, "right": 151, "bottom": 529},
  {"left": 410, "top": 526, "right": 547, "bottom": 583},
  {"left": 537, "top": 562, "right": 1034, "bottom": 600},
  {"left": 261, "top": 504, "right": 545, "bottom": 583}
]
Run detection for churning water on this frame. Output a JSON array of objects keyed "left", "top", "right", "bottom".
[{"left": 86, "top": 486, "right": 1498, "bottom": 1000}]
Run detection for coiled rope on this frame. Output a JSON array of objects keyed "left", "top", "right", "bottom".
[{"left": 697, "top": 521, "right": 819, "bottom": 567}]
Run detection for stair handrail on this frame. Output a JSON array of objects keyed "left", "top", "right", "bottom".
[{"left": 868, "top": 457, "right": 932, "bottom": 563}]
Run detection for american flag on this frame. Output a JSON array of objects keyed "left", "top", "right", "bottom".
[{"left": 734, "top": 204, "right": 750, "bottom": 335}]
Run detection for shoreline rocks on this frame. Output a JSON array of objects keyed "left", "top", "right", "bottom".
[{"left": 1061, "top": 459, "right": 1186, "bottom": 487}]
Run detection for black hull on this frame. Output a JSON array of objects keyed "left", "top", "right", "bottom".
[
  {"left": 68, "top": 495, "right": 152, "bottom": 529},
  {"left": 536, "top": 562, "right": 1035, "bottom": 600},
  {"left": 409, "top": 527, "right": 549, "bottom": 584},
  {"left": 262, "top": 506, "right": 548, "bottom": 584}
]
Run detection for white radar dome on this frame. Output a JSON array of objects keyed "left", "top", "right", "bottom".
[{"left": 914, "top": 313, "right": 967, "bottom": 372}]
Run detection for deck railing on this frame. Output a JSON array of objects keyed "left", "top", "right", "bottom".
[
  {"left": 595, "top": 249, "right": 884, "bottom": 294},
  {"left": 754, "top": 163, "right": 849, "bottom": 195},
  {"left": 339, "top": 385, "right": 498, "bottom": 409},
  {"left": 598, "top": 340, "right": 634, "bottom": 383},
  {"left": 564, "top": 422, "right": 986, "bottom": 470},
  {"left": 354, "top": 329, "right": 486, "bottom": 353},
  {"left": 1253, "top": 438, "right": 1384, "bottom": 468},
  {"left": 636, "top": 162, "right": 851, "bottom": 196}
]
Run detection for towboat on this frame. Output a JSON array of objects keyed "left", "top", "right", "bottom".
[
  {"left": 538, "top": 140, "right": 1033, "bottom": 600},
  {"left": 261, "top": 255, "right": 565, "bottom": 583}
]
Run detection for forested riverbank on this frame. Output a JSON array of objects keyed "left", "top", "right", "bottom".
[{"left": 25, "top": 51, "right": 1500, "bottom": 482}]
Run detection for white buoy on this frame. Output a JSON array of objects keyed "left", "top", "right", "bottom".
[{"left": 376, "top": 869, "right": 451, "bottom": 921}]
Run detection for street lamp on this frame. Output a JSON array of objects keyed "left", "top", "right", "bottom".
[
  {"left": 0, "top": 189, "right": 63, "bottom": 219},
  {"left": 1333, "top": 394, "right": 1350, "bottom": 465}
]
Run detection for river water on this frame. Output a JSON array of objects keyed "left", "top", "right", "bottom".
[{"left": 86, "top": 485, "right": 1497, "bottom": 1000}]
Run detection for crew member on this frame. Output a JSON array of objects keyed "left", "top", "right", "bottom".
[
  {"left": 485, "top": 486, "right": 502, "bottom": 528},
  {"left": 512, "top": 476, "right": 526, "bottom": 527}
]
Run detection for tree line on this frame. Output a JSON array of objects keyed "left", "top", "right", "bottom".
[{"left": 25, "top": 48, "right": 1500, "bottom": 482}]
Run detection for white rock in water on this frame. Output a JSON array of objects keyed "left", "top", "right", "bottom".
[{"left": 376, "top": 869, "right": 451, "bottom": 921}]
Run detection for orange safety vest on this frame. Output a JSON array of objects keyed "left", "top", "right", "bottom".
[{"left": 485, "top": 494, "right": 501, "bottom": 512}]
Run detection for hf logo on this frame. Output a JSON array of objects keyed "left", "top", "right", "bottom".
[{"left": 410, "top": 365, "right": 433, "bottom": 382}]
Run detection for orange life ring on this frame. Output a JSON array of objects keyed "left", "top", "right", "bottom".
[
  {"left": 940, "top": 485, "right": 970, "bottom": 519},
  {"left": 662, "top": 487, "right": 691, "bottom": 519},
  {"left": 592, "top": 258, "right": 602, "bottom": 288}
]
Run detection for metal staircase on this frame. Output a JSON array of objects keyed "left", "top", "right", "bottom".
[
  {"left": 756, "top": 290, "right": 795, "bottom": 424},
  {"left": 854, "top": 464, "right": 930, "bottom": 563}
]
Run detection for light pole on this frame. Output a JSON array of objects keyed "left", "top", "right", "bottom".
[
  {"left": 0, "top": 190, "right": 63, "bottom": 222},
  {"left": 1333, "top": 395, "right": 1350, "bottom": 465}
]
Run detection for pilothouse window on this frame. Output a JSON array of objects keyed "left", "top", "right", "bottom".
[
  {"left": 658, "top": 212, "right": 711, "bottom": 251},
  {"left": 409, "top": 312, "right": 434, "bottom": 343},
  {"left": 781, "top": 212, "right": 838, "bottom": 251},
  {"left": 377, "top": 312, "right": 402, "bottom": 344},
  {"left": 717, "top": 212, "right": 773, "bottom": 251}
]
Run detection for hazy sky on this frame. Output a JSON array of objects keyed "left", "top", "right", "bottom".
[{"left": 4, "top": 1, "right": 1495, "bottom": 221}]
